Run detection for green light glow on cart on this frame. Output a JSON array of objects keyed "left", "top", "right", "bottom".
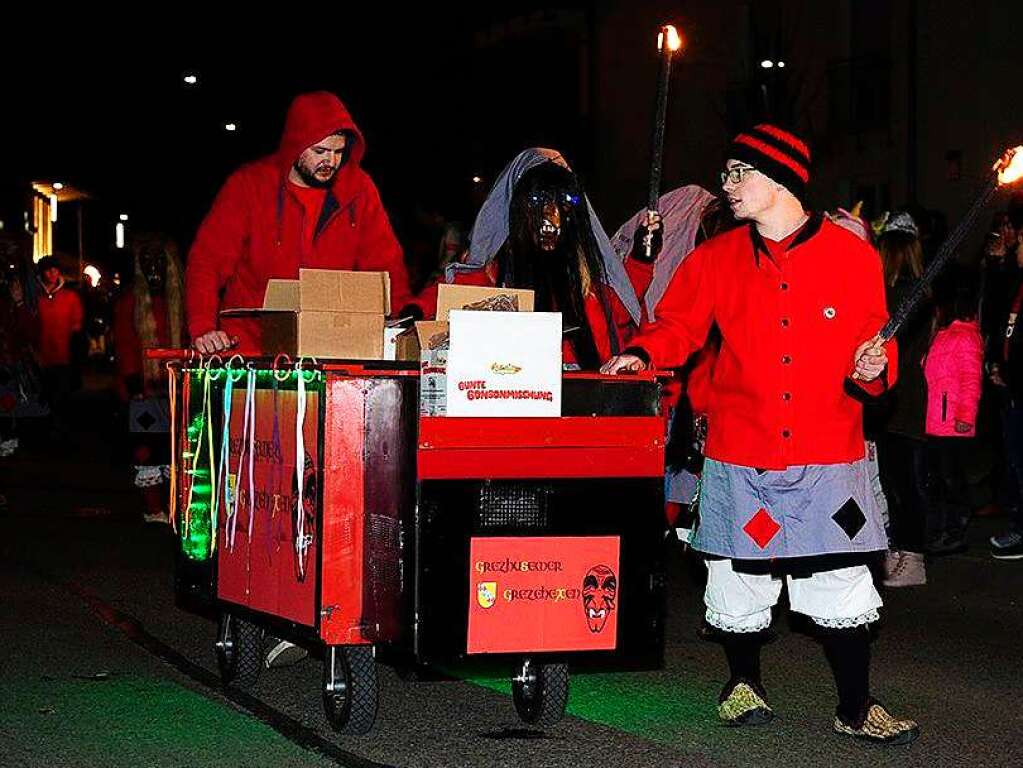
[
  {"left": 175, "top": 367, "right": 322, "bottom": 562},
  {"left": 185, "top": 368, "right": 323, "bottom": 383},
  {"left": 181, "top": 410, "right": 214, "bottom": 562}
]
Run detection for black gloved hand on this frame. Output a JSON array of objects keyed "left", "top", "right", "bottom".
[{"left": 631, "top": 221, "right": 663, "bottom": 263}]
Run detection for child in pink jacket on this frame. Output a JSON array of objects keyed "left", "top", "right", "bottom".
[{"left": 923, "top": 276, "right": 984, "bottom": 554}]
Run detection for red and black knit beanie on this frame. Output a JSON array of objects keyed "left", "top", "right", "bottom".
[{"left": 728, "top": 124, "right": 812, "bottom": 202}]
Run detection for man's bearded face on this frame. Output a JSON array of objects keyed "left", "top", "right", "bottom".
[
  {"left": 294, "top": 133, "right": 348, "bottom": 188},
  {"left": 582, "top": 565, "right": 617, "bottom": 633}
]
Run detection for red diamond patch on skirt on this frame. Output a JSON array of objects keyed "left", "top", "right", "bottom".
[{"left": 743, "top": 507, "right": 781, "bottom": 549}]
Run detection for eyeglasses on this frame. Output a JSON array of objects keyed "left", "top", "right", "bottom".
[{"left": 720, "top": 164, "right": 757, "bottom": 186}]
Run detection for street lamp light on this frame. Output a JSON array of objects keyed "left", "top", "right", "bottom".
[
  {"left": 183, "top": 73, "right": 198, "bottom": 85},
  {"left": 83, "top": 265, "right": 102, "bottom": 288},
  {"left": 224, "top": 122, "right": 237, "bottom": 132},
  {"left": 879, "top": 145, "right": 1023, "bottom": 341}
]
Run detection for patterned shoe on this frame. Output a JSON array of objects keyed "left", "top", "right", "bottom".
[
  {"left": 834, "top": 700, "right": 919, "bottom": 745},
  {"left": 718, "top": 681, "right": 774, "bottom": 726}
]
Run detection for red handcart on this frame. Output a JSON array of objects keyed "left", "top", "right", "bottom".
[{"left": 154, "top": 351, "right": 667, "bottom": 734}]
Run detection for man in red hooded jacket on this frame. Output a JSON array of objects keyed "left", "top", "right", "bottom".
[{"left": 187, "top": 91, "right": 417, "bottom": 354}]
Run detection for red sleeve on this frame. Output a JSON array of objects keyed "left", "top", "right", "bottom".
[
  {"left": 627, "top": 242, "right": 716, "bottom": 369},
  {"left": 185, "top": 170, "right": 251, "bottom": 338},
  {"left": 954, "top": 331, "right": 984, "bottom": 424},
  {"left": 624, "top": 257, "right": 655, "bottom": 323},
  {"left": 354, "top": 178, "right": 416, "bottom": 316},
  {"left": 850, "top": 246, "right": 898, "bottom": 396},
  {"left": 451, "top": 269, "right": 493, "bottom": 287},
  {"left": 686, "top": 342, "right": 718, "bottom": 414},
  {"left": 605, "top": 284, "right": 640, "bottom": 348}
]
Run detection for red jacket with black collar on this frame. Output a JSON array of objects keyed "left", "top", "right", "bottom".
[{"left": 628, "top": 214, "right": 897, "bottom": 469}]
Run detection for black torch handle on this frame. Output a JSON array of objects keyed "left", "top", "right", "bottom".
[
  {"left": 879, "top": 174, "right": 1000, "bottom": 342},
  {"left": 644, "top": 32, "right": 675, "bottom": 258}
]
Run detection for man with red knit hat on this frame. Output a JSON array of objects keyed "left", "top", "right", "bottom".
[
  {"left": 186, "top": 91, "right": 418, "bottom": 355},
  {"left": 603, "top": 124, "right": 918, "bottom": 745}
]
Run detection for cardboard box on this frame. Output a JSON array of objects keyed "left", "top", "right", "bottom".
[
  {"left": 220, "top": 269, "right": 390, "bottom": 359},
  {"left": 435, "top": 284, "right": 534, "bottom": 320},
  {"left": 445, "top": 310, "right": 562, "bottom": 417},
  {"left": 393, "top": 284, "right": 537, "bottom": 415},
  {"left": 394, "top": 284, "right": 535, "bottom": 362}
]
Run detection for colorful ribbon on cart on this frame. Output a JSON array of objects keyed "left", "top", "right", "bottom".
[
  {"left": 167, "top": 361, "right": 179, "bottom": 532},
  {"left": 184, "top": 360, "right": 217, "bottom": 550},
  {"left": 226, "top": 367, "right": 257, "bottom": 549},
  {"left": 295, "top": 360, "right": 312, "bottom": 579}
]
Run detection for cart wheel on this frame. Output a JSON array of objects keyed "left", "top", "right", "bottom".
[
  {"left": 215, "top": 613, "right": 263, "bottom": 689},
  {"left": 323, "top": 645, "right": 378, "bottom": 735},
  {"left": 512, "top": 659, "right": 569, "bottom": 728}
]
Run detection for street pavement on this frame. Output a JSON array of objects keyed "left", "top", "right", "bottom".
[{"left": 2, "top": 400, "right": 1022, "bottom": 768}]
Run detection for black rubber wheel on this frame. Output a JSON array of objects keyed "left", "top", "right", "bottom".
[
  {"left": 215, "top": 613, "right": 263, "bottom": 689},
  {"left": 323, "top": 645, "right": 379, "bottom": 735},
  {"left": 512, "top": 659, "right": 569, "bottom": 728}
]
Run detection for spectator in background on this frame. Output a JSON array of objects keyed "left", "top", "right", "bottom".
[
  {"left": 872, "top": 212, "right": 932, "bottom": 586},
  {"left": 977, "top": 211, "right": 1021, "bottom": 521},
  {"left": 112, "top": 233, "right": 185, "bottom": 524},
  {"left": 924, "top": 270, "right": 984, "bottom": 555},
  {"left": 991, "top": 208, "right": 1023, "bottom": 560},
  {"left": 979, "top": 212, "right": 1020, "bottom": 357},
  {"left": 35, "top": 256, "right": 83, "bottom": 439},
  {"left": 0, "top": 267, "right": 37, "bottom": 457}
]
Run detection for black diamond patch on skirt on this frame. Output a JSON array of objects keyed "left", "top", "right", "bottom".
[{"left": 832, "top": 498, "right": 866, "bottom": 540}]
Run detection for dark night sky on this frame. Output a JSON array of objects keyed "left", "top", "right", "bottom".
[
  {"left": 2, "top": 19, "right": 488, "bottom": 250},
  {"left": 3, "top": 10, "right": 612, "bottom": 278}
]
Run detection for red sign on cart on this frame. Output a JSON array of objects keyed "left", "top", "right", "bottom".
[{"left": 466, "top": 536, "right": 620, "bottom": 654}]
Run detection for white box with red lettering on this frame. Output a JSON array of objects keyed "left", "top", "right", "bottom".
[{"left": 444, "top": 310, "right": 562, "bottom": 417}]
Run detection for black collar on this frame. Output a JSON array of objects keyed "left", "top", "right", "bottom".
[{"left": 751, "top": 212, "right": 824, "bottom": 265}]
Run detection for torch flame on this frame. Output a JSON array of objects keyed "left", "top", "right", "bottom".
[
  {"left": 996, "top": 146, "right": 1023, "bottom": 186},
  {"left": 658, "top": 25, "right": 682, "bottom": 53}
]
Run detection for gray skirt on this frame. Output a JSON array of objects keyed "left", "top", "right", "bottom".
[{"left": 692, "top": 457, "right": 888, "bottom": 560}]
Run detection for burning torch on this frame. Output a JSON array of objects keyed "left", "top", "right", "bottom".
[
  {"left": 641, "top": 24, "right": 683, "bottom": 261},
  {"left": 881, "top": 145, "right": 1023, "bottom": 341},
  {"left": 853, "top": 145, "right": 1023, "bottom": 380}
]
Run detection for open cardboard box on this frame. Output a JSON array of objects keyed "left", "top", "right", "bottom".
[
  {"left": 220, "top": 269, "right": 390, "bottom": 359},
  {"left": 394, "top": 284, "right": 535, "bottom": 361}
]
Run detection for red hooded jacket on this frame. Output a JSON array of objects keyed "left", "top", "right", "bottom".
[{"left": 185, "top": 92, "right": 415, "bottom": 353}]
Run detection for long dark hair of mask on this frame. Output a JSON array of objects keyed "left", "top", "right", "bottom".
[{"left": 497, "top": 162, "right": 615, "bottom": 369}]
